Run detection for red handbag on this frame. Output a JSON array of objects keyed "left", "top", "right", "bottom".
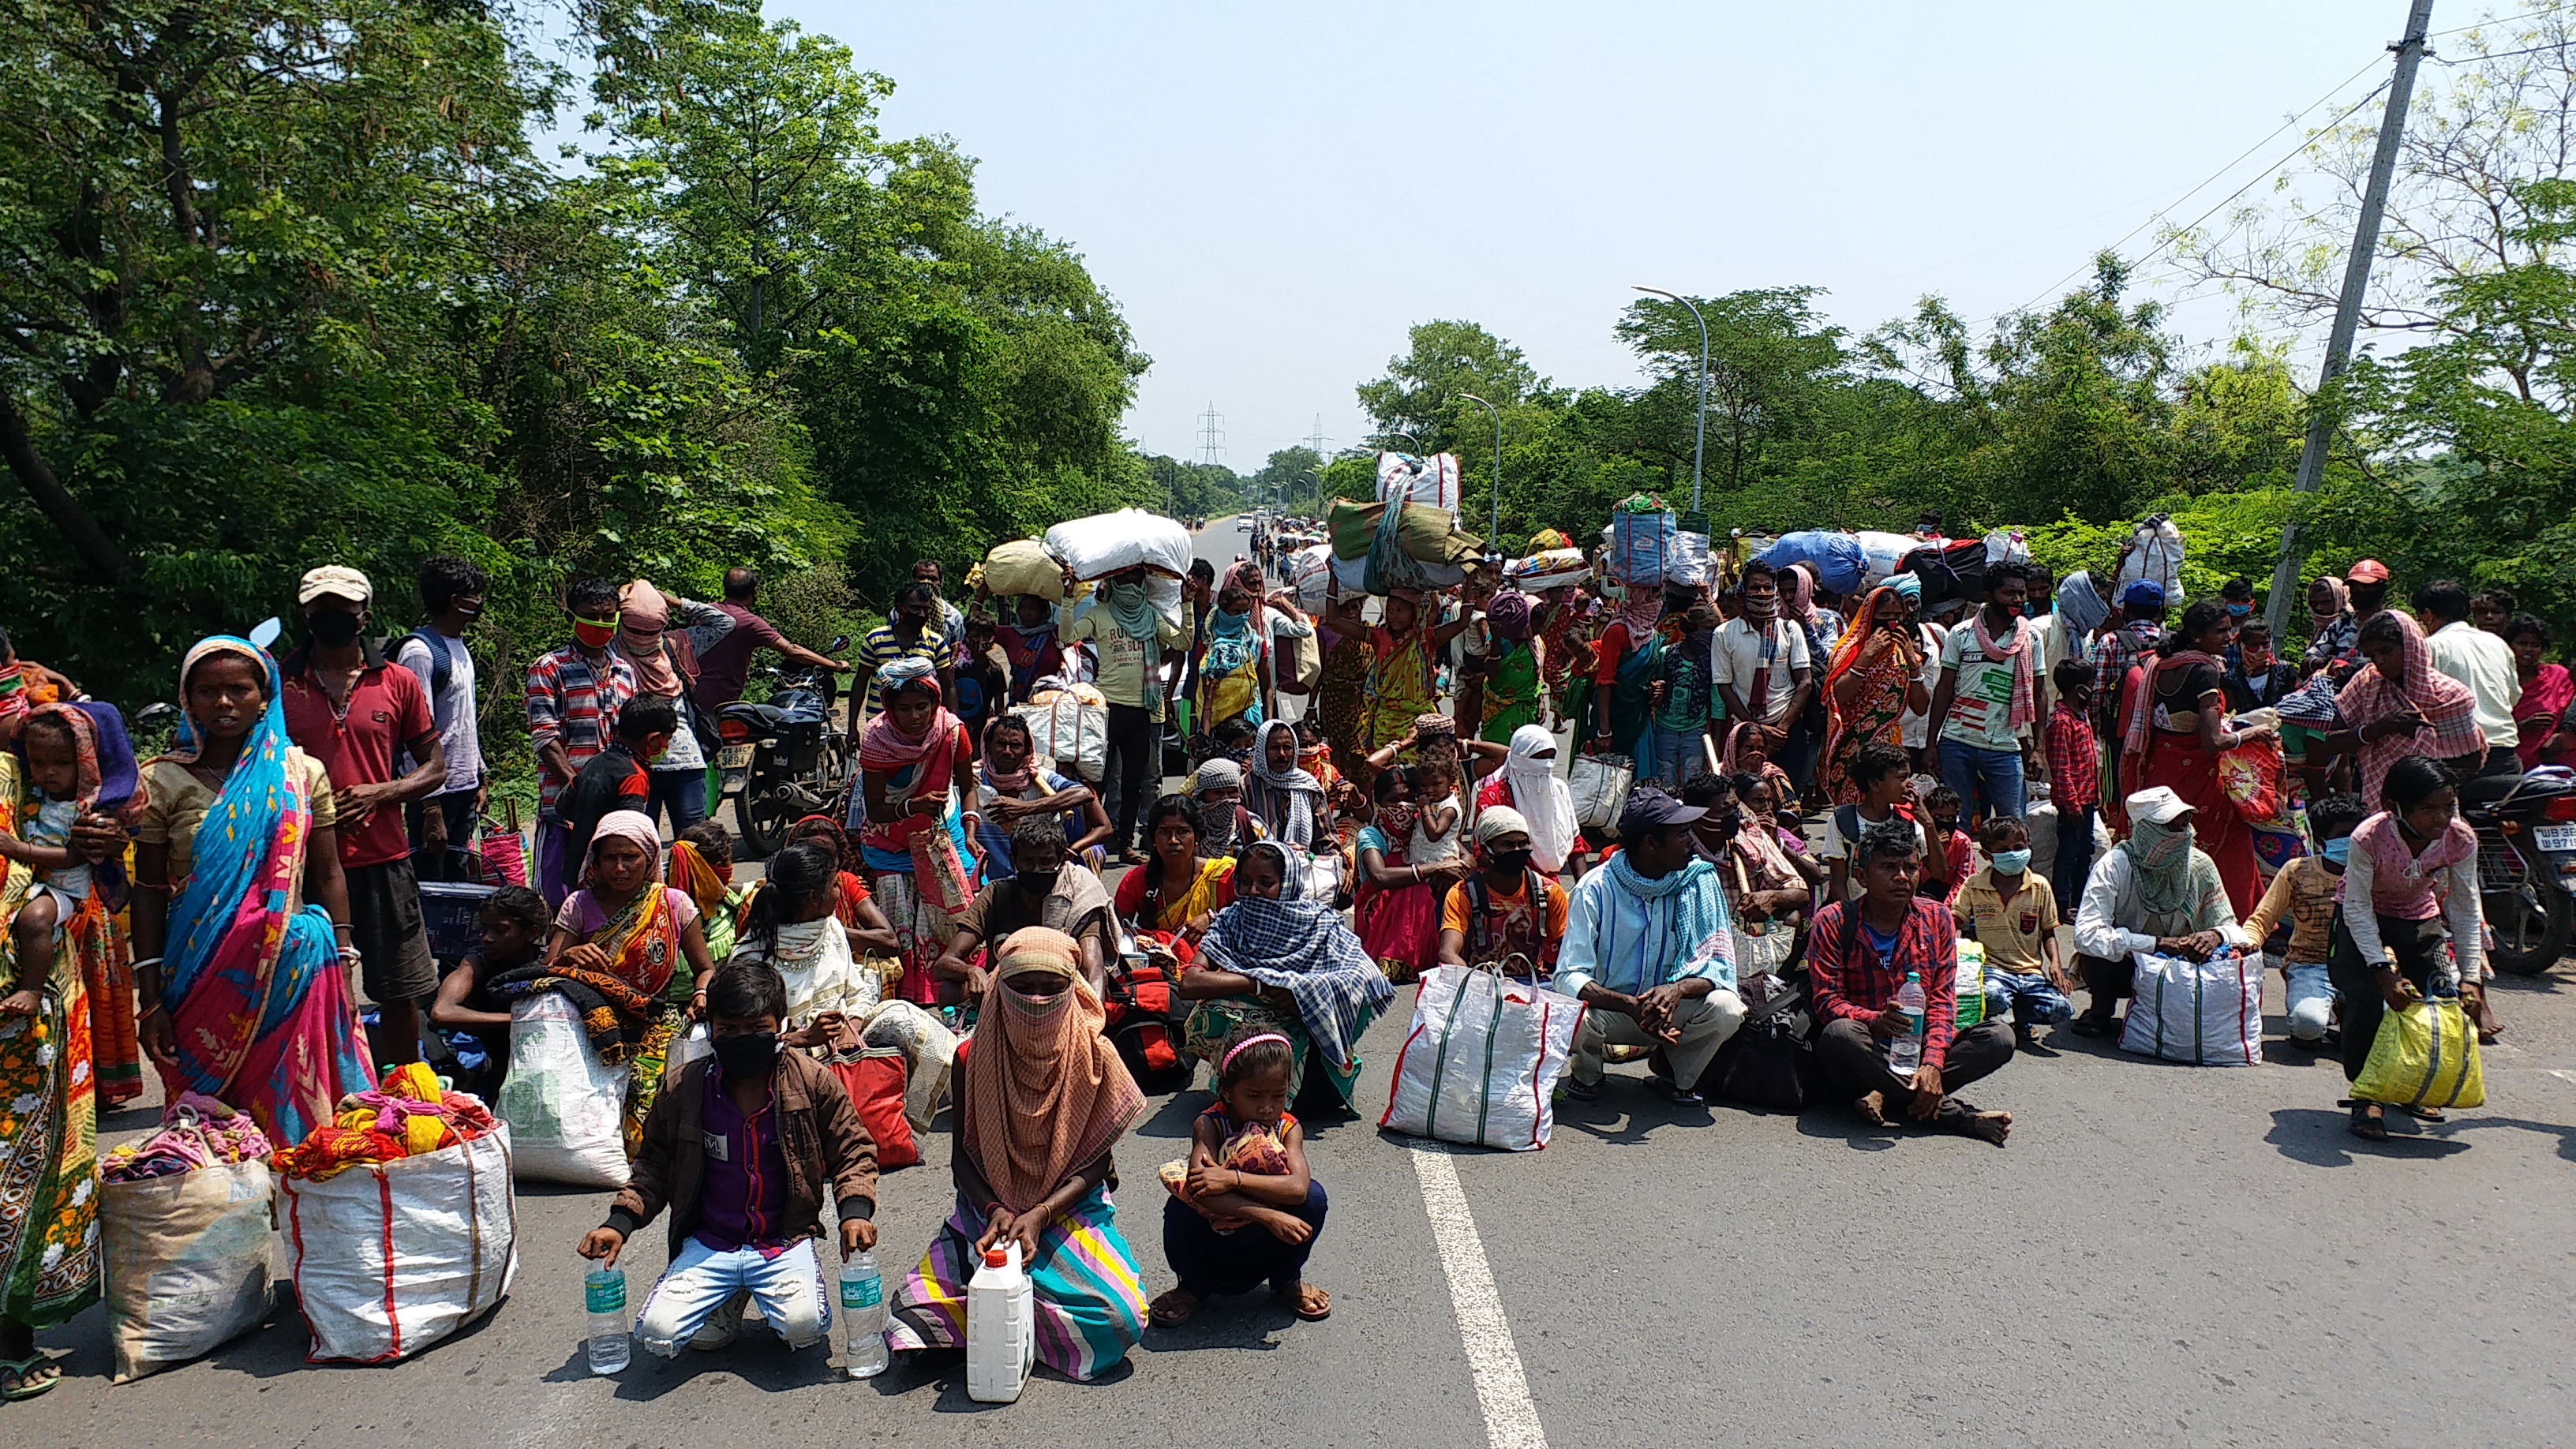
[{"left": 829, "top": 1048, "right": 917, "bottom": 1170}]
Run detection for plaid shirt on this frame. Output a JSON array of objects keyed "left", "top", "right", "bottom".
[
  {"left": 2093, "top": 621, "right": 2162, "bottom": 732},
  {"left": 1808, "top": 897, "right": 1960, "bottom": 1070},
  {"left": 526, "top": 643, "right": 638, "bottom": 818},
  {"left": 2045, "top": 700, "right": 2099, "bottom": 808}
]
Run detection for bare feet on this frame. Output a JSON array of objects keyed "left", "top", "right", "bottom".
[
  {"left": 1276, "top": 1281, "right": 1332, "bottom": 1320},
  {"left": 1962, "top": 1109, "right": 2012, "bottom": 1147},
  {"left": 1149, "top": 1287, "right": 1200, "bottom": 1326},
  {"left": 1854, "top": 1090, "right": 1893, "bottom": 1128}
]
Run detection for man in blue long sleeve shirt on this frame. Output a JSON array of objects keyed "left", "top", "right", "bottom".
[{"left": 1559, "top": 788, "right": 1747, "bottom": 1105}]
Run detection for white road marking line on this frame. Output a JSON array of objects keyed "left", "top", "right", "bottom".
[{"left": 1410, "top": 1144, "right": 1548, "bottom": 1449}]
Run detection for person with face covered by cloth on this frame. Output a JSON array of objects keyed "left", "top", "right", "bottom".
[
  {"left": 1186, "top": 757, "right": 1264, "bottom": 859},
  {"left": 1064, "top": 566, "right": 1187, "bottom": 865},
  {"left": 1244, "top": 718, "right": 1331, "bottom": 852},
  {"left": 889, "top": 927, "right": 1151, "bottom": 1382},
  {"left": 2067, "top": 787, "right": 2252, "bottom": 1036},
  {"left": 280, "top": 566, "right": 447, "bottom": 1066},
  {"left": 611, "top": 578, "right": 734, "bottom": 833},
  {"left": 528, "top": 577, "right": 639, "bottom": 907},
  {"left": 582, "top": 959, "right": 878, "bottom": 1361},
  {"left": 1436, "top": 806, "right": 1570, "bottom": 976},
  {"left": 853, "top": 579, "right": 958, "bottom": 729},
  {"left": 933, "top": 816, "right": 1116, "bottom": 1002}
]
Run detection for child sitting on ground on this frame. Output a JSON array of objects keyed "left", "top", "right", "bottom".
[
  {"left": 1151, "top": 1030, "right": 1331, "bottom": 1326},
  {"left": 1952, "top": 815, "right": 2072, "bottom": 1051},
  {"left": 428, "top": 886, "right": 551, "bottom": 1103},
  {"left": 671, "top": 821, "right": 749, "bottom": 964},
  {"left": 1822, "top": 742, "right": 1923, "bottom": 902},
  {"left": 2242, "top": 793, "right": 2362, "bottom": 1050},
  {"left": 1916, "top": 785, "right": 1971, "bottom": 907},
  {"left": 579, "top": 960, "right": 879, "bottom": 1359}
]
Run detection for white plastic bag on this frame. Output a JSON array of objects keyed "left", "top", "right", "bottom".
[
  {"left": 1377, "top": 451, "right": 1462, "bottom": 514},
  {"left": 1289, "top": 543, "right": 1333, "bottom": 612},
  {"left": 1853, "top": 530, "right": 1919, "bottom": 587},
  {"left": 1330, "top": 552, "right": 1466, "bottom": 596},
  {"left": 1983, "top": 528, "right": 2030, "bottom": 568},
  {"left": 662, "top": 1022, "right": 712, "bottom": 1087},
  {"left": 2121, "top": 949, "right": 2261, "bottom": 1065},
  {"left": 1017, "top": 693, "right": 1108, "bottom": 783},
  {"left": 497, "top": 994, "right": 631, "bottom": 1188},
  {"left": 102, "top": 1159, "right": 277, "bottom": 1382},
  {"left": 1505, "top": 548, "right": 1589, "bottom": 593},
  {"left": 2116, "top": 515, "right": 2186, "bottom": 605},
  {"left": 1568, "top": 752, "right": 1634, "bottom": 831},
  {"left": 1045, "top": 509, "right": 1193, "bottom": 582},
  {"left": 279, "top": 1127, "right": 519, "bottom": 1363},
  {"left": 1381, "top": 966, "right": 1586, "bottom": 1151}
]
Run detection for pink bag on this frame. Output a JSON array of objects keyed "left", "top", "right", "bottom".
[
  {"left": 907, "top": 817, "right": 975, "bottom": 918},
  {"left": 474, "top": 810, "right": 530, "bottom": 887}
]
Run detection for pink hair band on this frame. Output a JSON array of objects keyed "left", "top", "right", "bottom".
[{"left": 1222, "top": 1033, "right": 1292, "bottom": 1071}]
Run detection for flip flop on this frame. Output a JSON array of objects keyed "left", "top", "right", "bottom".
[
  {"left": 2348, "top": 1104, "right": 2388, "bottom": 1142},
  {"left": 1148, "top": 1290, "right": 1200, "bottom": 1326},
  {"left": 0, "top": 1355, "right": 60, "bottom": 1401},
  {"left": 1276, "top": 1283, "right": 1332, "bottom": 1322}
]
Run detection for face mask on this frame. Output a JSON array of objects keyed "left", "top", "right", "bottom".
[
  {"left": 2226, "top": 602, "right": 2252, "bottom": 618},
  {"left": 1990, "top": 848, "right": 2033, "bottom": 875},
  {"left": 2320, "top": 837, "right": 2352, "bottom": 867},
  {"left": 572, "top": 616, "right": 618, "bottom": 649},
  {"left": 1013, "top": 867, "right": 1058, "bottom": 897},
  {"left": 711, "top": 1030, "right": 778, "bottom": 1080},
  {"left": 1489, "top": 848, "right": 1533, "bottom": 876},
  {"left": 1200, "top": 800, "right": 1237, "bottom": 834},
  {"left": 305, "top": 610, "right": 364, "bottom": 648},
  {"left": 452, "top": 598, "right": 485, "bottom": 621}
]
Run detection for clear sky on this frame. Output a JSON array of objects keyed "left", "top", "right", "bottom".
[{"left": 773, "top": 0, "right": 2452, "bottom": 470}]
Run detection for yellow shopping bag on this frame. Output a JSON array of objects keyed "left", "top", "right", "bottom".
[{"left": 2351, "top": 995, "right": 2485, "bottom": 1110}]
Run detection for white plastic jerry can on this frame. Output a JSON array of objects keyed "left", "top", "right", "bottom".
[{"left": 965, "top": 1241, "right": 1035, "bottom": 1403}]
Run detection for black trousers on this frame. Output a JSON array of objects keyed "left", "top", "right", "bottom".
[
  {"left": 2327, "top": 909, "right": 2448, "bottom": 1084},
  {"left": 1814, "top": 1017, "right": 2014, "bottom": 1128},
  {"left": 2074, "top": 951, "right": 2132, "bottom": 1020},
  {"left": 1103, "top": 702, "right": 1156, "bottom": 852},
  {"left": 405, "top": 791, "right": 477, "bottom": 883},
  {"left": 1163, "top": 1182, "right": 1327, "bottom": 1297}
]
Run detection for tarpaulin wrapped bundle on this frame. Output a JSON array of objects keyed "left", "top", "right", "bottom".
[
  {"left": 1853, "top": 530, "right": 1919, "bottom": 586},
  {"left": 1505, "top": 547, "right": 1589, "bottom": 593},
  {"left": 1605, "top": 494, "right": 1677, "bottom": 586},
  {"left": 1754, "top": 531, "right": 1868, "bottom": 596},
  {"left": 1378, "top": 451, "right": 1462, "bottom": 514},
  {"left": 1289, "top": 542, "right": 1333, "bottom": 612},
  {"left": 1327, "top": 498, "right": 1485, "bottom": 567}
]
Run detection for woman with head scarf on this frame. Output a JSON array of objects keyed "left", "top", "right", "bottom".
[
  {"left": 2303, "top": 575, "right": 2360, "bottom": 677},
  {"left": 0, "top": 700, "right": 145, "bottom": 1385},
  {"left": 1186, "top": 757, "right": 1260, "bottom": 858},
  {"left": 2066, "top": 787, "right": 2251, "bottom": 1035},
  {"left": 1473, "top": 723, "right": 1579, "bottom": 874},
  {"left": 1244, "top": 718, "right": 1331, "bottom": 853},
  {"left": 1818, "top": 582, "right": 1931, "bottom": 804},
  {"left": 2328, "top": 609, "right": 2485, "bottom": 811},
  {"left": 2115, "top": 600, "right": 2277, "bottom": 914},
  {"left": 888, "top": 927, "right": 1150, "bottom": 1381},
  {"left": 1191, "top": 570, "right": 1271, "bottom": 736},
  {"left": 130, "top": 636, "right": 373, "bottom": 1148},
  {"left": 856, "top": 656, "right": 981, "bottom": 1005},
  {"left": 1586, "top": 578, "right": 1668, "bottom": 764},
  {"left": 1184, "top": 841, "right": 1396, "bottom": 1109},
  {"left": 1477, "top": 589, "right": 1545, "bottom": 743},
  {"left": 610, "top": 579, "right": 735, "bottom": 831}
]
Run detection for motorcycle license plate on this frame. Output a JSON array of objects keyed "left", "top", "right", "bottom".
[
  {"left": 2533, "top": 824, "right": 2576, "bottom": 853},
  {"left": 719, "top": 744, "right": 757, "bottom": 770}
]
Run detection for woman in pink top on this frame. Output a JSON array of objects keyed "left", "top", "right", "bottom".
[{"left": 2328, "top": 754, "right": 2486, "bottom": 1140}]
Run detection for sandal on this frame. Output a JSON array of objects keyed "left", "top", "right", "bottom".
[
  {"left": 2348, "top": 1103, "right": 2388, "bottom": 1142},
  {"left": 2398, "top": 1104, "right": 2446, "bottom": 1123},
  {"left": 0, "top": 1355, "right": 59, "bottom": 1401},
  {"left": 1148, "top": 1288, "right": 1200, "bottom": 1326},
  {"left": 1275, "top": 1282, "right": 1332, "bottom": 1321}
]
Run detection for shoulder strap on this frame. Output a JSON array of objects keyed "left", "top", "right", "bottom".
[
  {"left": 1835, "top": 803, "right": 1860, "bottom": 847},
  {"left": 404, "top": 627, "right": 452, "bottom": 696}
]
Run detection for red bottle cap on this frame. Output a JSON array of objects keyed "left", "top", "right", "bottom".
[{"left": 983, "top": 1249, "right": 1007, "bottom": 1268}]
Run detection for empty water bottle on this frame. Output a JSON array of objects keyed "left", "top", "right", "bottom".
[
  {"left": 585, "top": 1266, "right": 630, "bottom": 1376},
  {"left": 841, "top": 1251, "right": 888, "bottom": 1379},
  {"left": 1885, "top": 970, "right": 1927, "bottom": 1076}
]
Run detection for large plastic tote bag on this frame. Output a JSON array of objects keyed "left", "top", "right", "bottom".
[
  {"left": 2120, "top": 949, "right": 2261, "bottom": 1066},
  {"left": 278, "top": 1126, "right": 519, "bottom": 1363},
  {"left": 1382, "top": 964, "right": 1586, "bottom": 1151},
  {"left": 497, "top": 992, "right": 631, "bottom": 1188},
  {"left": 101, "top": 1158, "right": 278, "bottom": 1382},
  {"left": 2352, "top": 994, "right": 2485, "bottom": 1110}
]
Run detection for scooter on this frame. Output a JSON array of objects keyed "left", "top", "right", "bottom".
[
  {"left": 718, "top": 638, "right": 848, "bottom": 859},
  {"left": 2461, "top": 764, "right": 2576, "bottom": 977}
]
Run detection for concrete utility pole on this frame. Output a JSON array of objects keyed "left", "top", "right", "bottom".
[
  {"left": 2264, "top": 0, "right": 2436, "bottom": 641},
  {"left": 1634, "top": 286, "right": 1709, "bottom": 519}
]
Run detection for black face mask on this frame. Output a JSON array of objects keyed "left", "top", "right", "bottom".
[
  {"left": 711, "top": 1030, "right": 778, "bottom": 1080},
  {"left": 305, "top": 610, "right": 364, "bottom": 648},
  {"left": 1013, "top": 867, "right": 1058, "bottom": 897},
  {"left": 1489, "top": 849, "right": 1534, "bottom": 876}
]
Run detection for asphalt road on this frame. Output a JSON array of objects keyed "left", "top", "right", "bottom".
[{"left": 24, "top": 517, "right": 2576, "bottom": 1446}]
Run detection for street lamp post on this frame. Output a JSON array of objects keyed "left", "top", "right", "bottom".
[
  {"left": 1633, "top": 286, "right": 1708, "bottom": 518},
  {"left": 1458, "top": 393, "right": 1503, "bottom": 544},
  {"left": 1300, "top": 467, "right": 1323, "bottom": 515}
]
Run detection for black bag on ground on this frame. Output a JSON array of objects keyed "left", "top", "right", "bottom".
[{"left": 1706, "top": 968, "right": 1818, "bottom": 1114}]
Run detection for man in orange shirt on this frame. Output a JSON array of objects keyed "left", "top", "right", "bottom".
[{"left": 1436, "top": 807, "right": 1570, "bottom": 978}]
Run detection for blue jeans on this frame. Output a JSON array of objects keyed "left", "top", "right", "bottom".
[
  {"left": 2280, "top": 958, "right": 2333, "bottom": 1042},
  {"left": 1650, "top": 723, "right": 1706, "bottom": 785},
  {"left": 1986, "top": 969, "right": 2074, "bottom": 1028},
  {"left": 635, "top": 1235, "right": 829, "bottom": 1357},
  {"left": 648, "top": 766, "right": 707, "bottom": 834},
  {"left": 1938, "top": 738, "right": 2025, "bottom": 823},
  {"left": 2052, "top": 803, "right": 2097, "bottom": 912}
]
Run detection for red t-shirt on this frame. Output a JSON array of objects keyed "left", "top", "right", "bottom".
[{"left": 281, "top": 654, "right": 436, "bottom": 870}]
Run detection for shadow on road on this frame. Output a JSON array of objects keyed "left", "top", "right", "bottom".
[{"left": 2264, "top": 1106, "right": 2474, "bottom": 1166}]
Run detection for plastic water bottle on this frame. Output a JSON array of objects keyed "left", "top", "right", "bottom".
[
  {"left": 584, "top": 1266, "right": 630, "bottom": 1376},
  {"left": 965, "top": 1241, "right": 1035, "bottom": 1403},
  {"left": 840, "top": 1251, "right": 889, "bottom": 1378},
  {"left": 1886, "top": 971, "right": 1927, "bottom": 1076}
]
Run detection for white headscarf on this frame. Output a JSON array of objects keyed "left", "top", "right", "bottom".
[{"left": 1503, "top": 724, "right": 1578, "bottom": 874}]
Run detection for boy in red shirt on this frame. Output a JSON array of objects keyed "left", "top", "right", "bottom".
[{"left": 2043, "top": 657, "right": 2102, "bottom": 908}]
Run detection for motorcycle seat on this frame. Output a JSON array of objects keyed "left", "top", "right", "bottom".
[
  {"left": 723, "top": 702, "right": 788, "bottom": 727},
  {"left": 2459, "top": 769, "right": 2575, "bottom": 806}
]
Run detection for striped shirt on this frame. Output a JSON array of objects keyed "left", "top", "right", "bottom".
[{"left": 525, "top": 644, "right": 638, "bottom": 818}]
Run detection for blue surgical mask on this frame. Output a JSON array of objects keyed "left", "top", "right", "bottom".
[
  {"left": 1990, "top": 848, "right": 2032, "bottom": 875},
  {"left": 2320, "top": 837, "right": 2352, "bottom": 867},
  {"left": 2226, "top": 602, "right": 2252, "bottom": 618}
]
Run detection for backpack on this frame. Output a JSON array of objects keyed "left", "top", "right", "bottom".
[
  {"left": 391, "top": 627, "right": 457, "bottom": 697},
  {"left": 1464, "top": 867, "right": 1552, "bottom": 971}
]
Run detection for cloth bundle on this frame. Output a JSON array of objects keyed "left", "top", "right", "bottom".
[
  {"left": 274, "top": 1062, "right": 500, "bottom": 1181},
  {"left": 102, "top": 1091, "right": 273, "bottom": 1182}
]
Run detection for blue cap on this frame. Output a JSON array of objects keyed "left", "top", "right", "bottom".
[{"left": 2121, "top": 579, "right": 2166, "bottom": 608}]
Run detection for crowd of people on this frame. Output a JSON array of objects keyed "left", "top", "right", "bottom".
[{"left": 0, "top": 509, "right": 2533, "bottom": 1395}]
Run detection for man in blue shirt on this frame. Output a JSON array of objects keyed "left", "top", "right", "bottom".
[{"left": 1558, "top": 787, "right": 1747, "bottom": 1106}]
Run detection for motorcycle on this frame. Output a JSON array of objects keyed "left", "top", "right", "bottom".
[
  {"left": 719, "top": 638, "right": 849, "bottom": 859},
  {"left": 2461, "top": 763, "right": 2576, "bottom": 976}
]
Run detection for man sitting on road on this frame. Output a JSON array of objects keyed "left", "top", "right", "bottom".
[
  {"left": 1436, "top": 806, "right": 1570, "bottom": 977},
  {"left": 2068, "top": 786, "right": 2252, "bottom": 1036},
  {"left": 1807, "top": 818, "right": 2015, "bottom": 1144},
  {"left": 1556, "top": 788, "right": 1746, "bottom": 1106},
  {"left": 932, "top": 818, "right": 1117, "bottom": 999}
]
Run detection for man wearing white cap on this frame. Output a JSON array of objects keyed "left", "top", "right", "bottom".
[
  {"left": 2066, "top": 786, "right": 2251, "bottom": 1037},
  {"left": 280, "top": 564, "right": 447, "bottom": 1065},
  {"left": 1436, "top": 805, "right": 1570, "bottom": 975}
]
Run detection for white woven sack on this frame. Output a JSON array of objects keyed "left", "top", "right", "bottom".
[
  {"left": 1044, "top": 509, "right": 1193, "bottom": 582},
  {"left": 498, "top": 994, "right": 631, "bottom": 1187},
  {"left": 279, "top": 1126, "right": 518, "bottom": 1363},
  {"left": 2121, "top": 950, "right": 2261, "bottom": 1065},
  {"left": 1381, "top": 966, "right": 1585, "bottom": 1151},
  {"left": 1568, "top": 752, "right": 1634, "bottom": 831}
]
